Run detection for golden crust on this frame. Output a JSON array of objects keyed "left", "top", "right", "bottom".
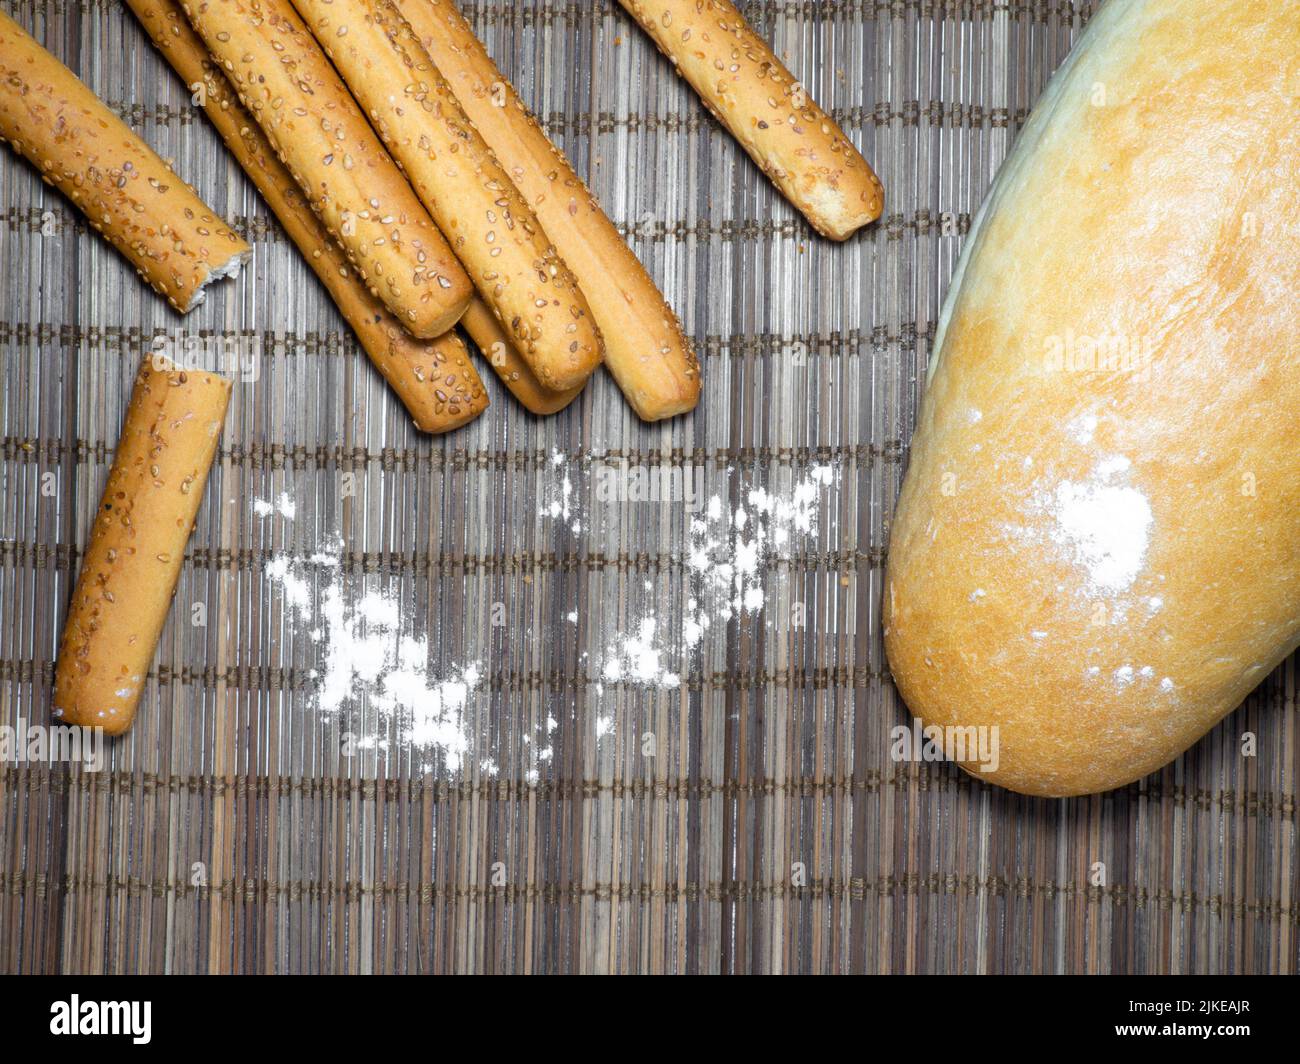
[
  {"left": 883, "top": 0, "right": 1300, "bottom": 797},
  {"left": 180, "top": 0, "right": 471, "bottom": 338},
  {"left": 616, "top": 0, "right": 883, "bottom": 241},
  {"left": 460, "top": 299, "right": 584, "bottom": 416},
  {"left": 126, "top": 0, "right": 487, "bottom": 432},
  {"left": 0, "top": 10, "right": 249, "bottom": 313},
  {"left": 293, "top": 0, "right": 602, "bottom": 393},
  {"left": 54, "top": 356, "right": 232, "bottom": 736},
  {"left": 399, "top": 0, "right": 700, "bottom": 421}
]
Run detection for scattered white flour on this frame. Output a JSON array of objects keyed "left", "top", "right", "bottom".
[
  {"left": 1018, "top": 449, "right": 1151, "bottom": 596},
  {"left": 1112, "top": 664, "right": 1164, "bottom": 692},
  {"left": 541, "top": 450, "right": 581, "bottom": 533},
  {"left": 253, "top": 492, "right": 296, "bottom": 520},
  {"left": 260, "top": 505, "right": 483, "bottom": 770},
  {"left": 255, "top": 458, "right": 840, "bottom": 770},
  {"left": 1070, "top": 414, "right": 1099, "bottom": 445},
  {"left": 683, "top": 464, "right": 836, "bottom": 647},
  {"left": 1049, "top": 479, "right": 1153, "bottom": 592},
  {"left": 602, "top": 618, "right": 681, "bottom": 688},
  {"left": 1096, "top": 454, "right": 1131, "bottom": 479},
  {"left": 540, "top": 458, "right": 839, "bottom": 689}
]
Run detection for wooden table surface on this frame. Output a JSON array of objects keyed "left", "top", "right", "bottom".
[{"left": 0, "top": 0, "right": 1295, "bottom": 974}]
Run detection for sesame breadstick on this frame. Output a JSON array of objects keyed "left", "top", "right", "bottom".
[
  {"left": 126, "top": 0, "right": 487, "bottom": 432},
  {"left": 180, "top": 0, "right": 472, "bottom": 337},
  {"left": 460, "top": 299, "right": 583, "bottom": 416},
  {"left": 0, "top": 10, "right": 249, "bottom": 312},
  {"left": 615, "top": 0, "right": 884, "bottom": 240},
  {"left": 54, "top": 356, "right": 231, "bottom": 736},
  {"left": 397, "top": 0, "right": 700, "bottom": 421},
  {"left": 291, "top": 0, "right": 602, "bottom": 393}
]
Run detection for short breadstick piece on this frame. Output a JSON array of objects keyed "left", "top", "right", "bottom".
[
  {"left": 54, "top": 356, "right": 231, "bottom": 736},
  {"left": 460, "top": 299, "right": 583, "bottom": 416},
  {"left": 126, "top": 0, "right": 487, "bottom": 433},
  {"left": 293, "top": 0, "right": 603, "bottom": 393},
  {"left": 398, "top": 0, "right": 700, "bottom": 421},
  {"left": 616, "top": 0, "right": 883, "bottom": 240},
  {"left": 180, "top": 0, "right": 472, "bottom": 337},
  {"left": 0, "top": 10, "right": 249, "bottom": 312}
]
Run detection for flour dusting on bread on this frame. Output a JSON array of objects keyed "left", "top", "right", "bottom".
[{"left": 1048, "top": 476, "right": 1152, "bottom": 594}]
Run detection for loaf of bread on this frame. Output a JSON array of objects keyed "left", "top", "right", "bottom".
[
  {"left": 0, "top": 10, "right": 249, "bottom": 312},
  {"left": 884, "top": 0, "right": 1300, "bottom": 797}
]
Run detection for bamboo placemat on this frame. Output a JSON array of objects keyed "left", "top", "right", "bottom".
[{"left": 0, "top": 0, "right": 1295, "bottom": 975}]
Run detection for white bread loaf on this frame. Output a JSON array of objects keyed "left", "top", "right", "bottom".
[{"left": 884, "top": 0, "right": 1300, "bottom": 797}]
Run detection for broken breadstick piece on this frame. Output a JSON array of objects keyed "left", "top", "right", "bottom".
[
  {"left": 0, "top": 10, "right": 249, "bottom": 312},
  {"left": 460, "top": 299, "right": 584, "bottom": 416},
  {"left": 180, "top": 0, "right": 472, "bottom": 337},
  {"left": 615, "top": 0, "right": 884, "bottom": 240},
  {"left": 126, "top": 0, "right": 487, "bottom": 433},
  {"left": 54, "top": 355, "right": 232, "bottom": 737}
]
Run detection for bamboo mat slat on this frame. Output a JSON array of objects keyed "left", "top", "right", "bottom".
[{"left": 0, "top": 0, "right": 1296, "bottom": 974}]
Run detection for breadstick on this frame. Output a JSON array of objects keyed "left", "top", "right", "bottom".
[
  {"left": 460, "top": 299, "right": 583, "bottom": 416},
  {"left": 0, "top": 10, "right": 249, "bottom": 312},
  {"left": 54, "top": 356, "right": 231, "bottom": 736},
  {"left": 180, "top": 0, "right": 472, "bottom": 337},
  {"left": 125, "top": 0, "right": 487, "bottom": 433},
  {"left": 615, "top": 0, "right": 883, "bottom": 241},
  {"left": 293, "top": 0, "right": 602, "bottom": 393},
  {"left": 397, "top": 0, "right": 700, "bottom": 421}
]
